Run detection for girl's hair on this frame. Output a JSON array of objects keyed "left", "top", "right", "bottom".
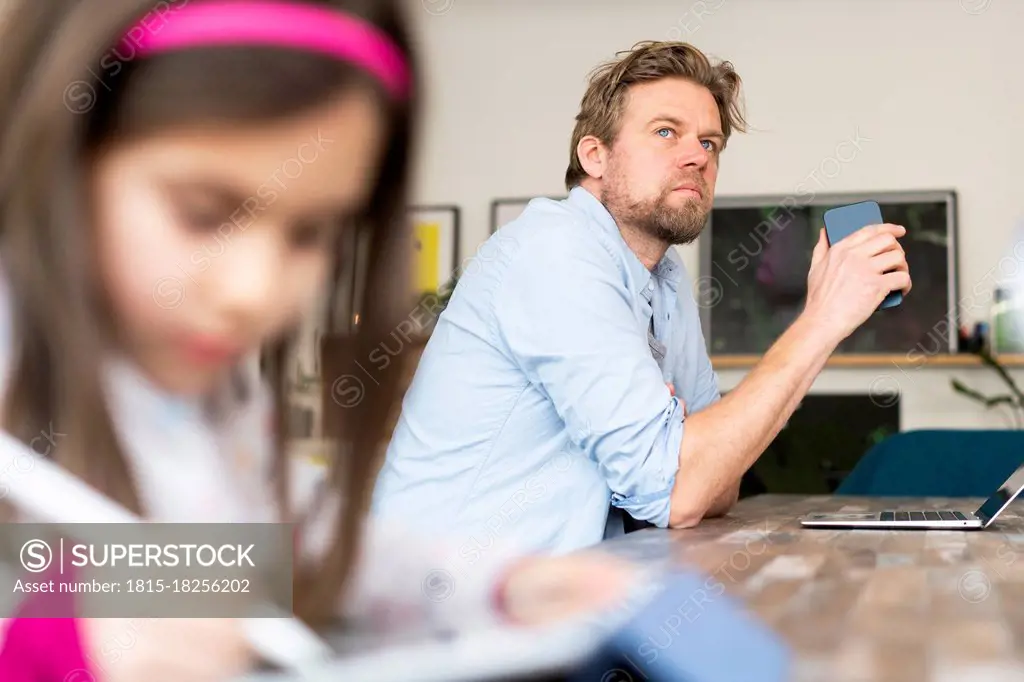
[{"left": 0, "top": 0, "right": 419, "bottom": 627}]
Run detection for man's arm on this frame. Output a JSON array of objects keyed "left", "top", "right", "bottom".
[
  {"left": 704, "top": 481, "right": 740, "bottom": 518},
  {"left": 669, "top": 381, "right": 738, "bottom": 519},
  {"left": 668, "top": 224, "right": 912, "bottom": 528},
  {"left": 669, "top": 314, "right": 836, "bottom": 526}
]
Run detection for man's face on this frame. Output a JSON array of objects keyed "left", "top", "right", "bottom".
[{"left": 599, "top": 77, "right": 722, "bottom": 246}]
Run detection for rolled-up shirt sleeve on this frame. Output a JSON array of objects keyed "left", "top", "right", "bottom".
[{"left": 493, "top": 226, "right": 683, "bottom": 528}]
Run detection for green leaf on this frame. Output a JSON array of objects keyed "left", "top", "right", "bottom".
[
  {"left": 978, "top": 346, "right": 1024, "bottom": 405},
  {"left": 951, "top": 379, "right": 1016, "bottom": 408}
]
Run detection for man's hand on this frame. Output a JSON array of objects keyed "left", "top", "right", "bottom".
[{"left": 804, "top": 224, "right": 912, "bottom": 345}]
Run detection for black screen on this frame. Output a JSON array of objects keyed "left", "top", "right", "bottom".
[{"left": 704, "top": 197, "right": 954, "bottom": 355}]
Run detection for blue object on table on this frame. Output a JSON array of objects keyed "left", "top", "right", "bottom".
[
  {"left": 836, "top": 429, "right": 1024, "bottom": 497},
  {"left": 570, "top": 569, "right": 791, "bottom": 682}
]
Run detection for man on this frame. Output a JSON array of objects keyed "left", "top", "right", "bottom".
[{"left": 372, "top": 41, "right": 911, "bottom": 557}]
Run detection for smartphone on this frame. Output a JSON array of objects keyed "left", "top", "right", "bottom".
[{"left": 822, "top": 200, "right": 903, "bottom": 309}]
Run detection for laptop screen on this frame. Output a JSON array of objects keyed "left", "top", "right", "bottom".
[{"left": 975, "top": 462, "right": 1024, "bottom": 524}]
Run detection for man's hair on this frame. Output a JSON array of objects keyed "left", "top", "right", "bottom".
[{"left": 564, "top": 41, "right": 747, "bottom": 190}]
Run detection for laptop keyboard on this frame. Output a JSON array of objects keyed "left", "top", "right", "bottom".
[{"left": 879, "top": 510, "right": 969, "bottom": 522}]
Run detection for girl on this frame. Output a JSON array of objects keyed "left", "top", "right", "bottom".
[{"left": 0, "top": 1, "right": 635, "bottom": 680}]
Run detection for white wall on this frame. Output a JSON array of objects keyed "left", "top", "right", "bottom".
[{"left": 404, "top": 0, "right": 1024, "bottom": 431}]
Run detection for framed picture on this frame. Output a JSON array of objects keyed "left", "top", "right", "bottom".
[
  {"left": 490, "top": 195, "right": 566, "bottom": 234},
  {"left": 411, "top": 204, "right": 460, "bottom": 296}
]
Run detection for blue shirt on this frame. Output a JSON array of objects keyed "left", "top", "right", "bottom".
[{"left": 371, "top": 186, "right": 721, "bottom": 558}]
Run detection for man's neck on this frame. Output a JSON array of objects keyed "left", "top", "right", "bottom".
[
  {"left": 616, "top": 222, "right": 670, "bottom": 272},
  {"left": 579, "top": 181, "right": 669, "bottom": 272}
]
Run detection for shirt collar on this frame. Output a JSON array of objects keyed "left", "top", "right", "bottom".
[{"left": 567, "top": 186, "right": 682, "bottom": 296}]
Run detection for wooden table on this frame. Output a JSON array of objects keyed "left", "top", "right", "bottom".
[{"left": 596, "top": 494, "right": 1024, "bottom": 682}]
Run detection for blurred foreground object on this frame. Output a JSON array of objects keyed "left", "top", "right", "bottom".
[
  {"left": 233, "top": 566, "right": 790, "bottom": 682},
  {"left": 570, "top": 568, "right": 790, "bottom": 682}
]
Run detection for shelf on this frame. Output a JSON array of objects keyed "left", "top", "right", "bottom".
[{"left": 711, "top": 353, "right": 1024, "bottom": 369}]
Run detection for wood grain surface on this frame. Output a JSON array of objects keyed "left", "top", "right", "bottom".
[{"left": 597, "top": 494, "right": 1024, "bottom": 682}]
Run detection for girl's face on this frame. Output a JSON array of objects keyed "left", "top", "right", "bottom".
[{"left": 91, "top": 89, "right": 386, "bottom": 395}]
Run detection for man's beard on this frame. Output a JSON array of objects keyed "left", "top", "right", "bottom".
[{"left": 601, "top": 174, "right": 710, "bottom": 246}]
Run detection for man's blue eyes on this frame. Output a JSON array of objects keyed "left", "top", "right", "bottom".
[{"left": 656, "top": 129, "right": 717, "bottom": 151}]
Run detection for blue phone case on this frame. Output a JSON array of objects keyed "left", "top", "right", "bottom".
[{"left": 822, "top": 200, "right": 903, "bottom": 309}]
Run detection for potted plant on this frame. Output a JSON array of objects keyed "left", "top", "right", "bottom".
[{"left": 951, "top": 346, "right": 1024, "bottom": 429}]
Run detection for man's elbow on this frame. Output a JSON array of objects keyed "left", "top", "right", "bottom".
[
  {"left": 705, "top": 485, "right": 740, "bottom": 518},
  {"left": 668, "top": 486, "right": 738, "bottom": 528},
  {"left": 667, "top": 500, "right": 707, "bottom": 529},
  {"left": 667, "top": 479, "right": 712, "bottom": 527}
]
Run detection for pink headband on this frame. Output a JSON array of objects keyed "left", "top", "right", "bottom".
[{"left": 119, "top": 0, "right": 411, "bottom": 100}]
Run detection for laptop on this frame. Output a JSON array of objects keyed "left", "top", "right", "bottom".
[{"left": 800, "top": 460, "right": 1024, "bottom": 530}]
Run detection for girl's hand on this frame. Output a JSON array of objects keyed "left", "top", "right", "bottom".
[
  {"left": 81, "top": 618, "right": 253, "bottom": 682},
  {"left": 496, "top": 552, "right": 637, "bottom": 626}
]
